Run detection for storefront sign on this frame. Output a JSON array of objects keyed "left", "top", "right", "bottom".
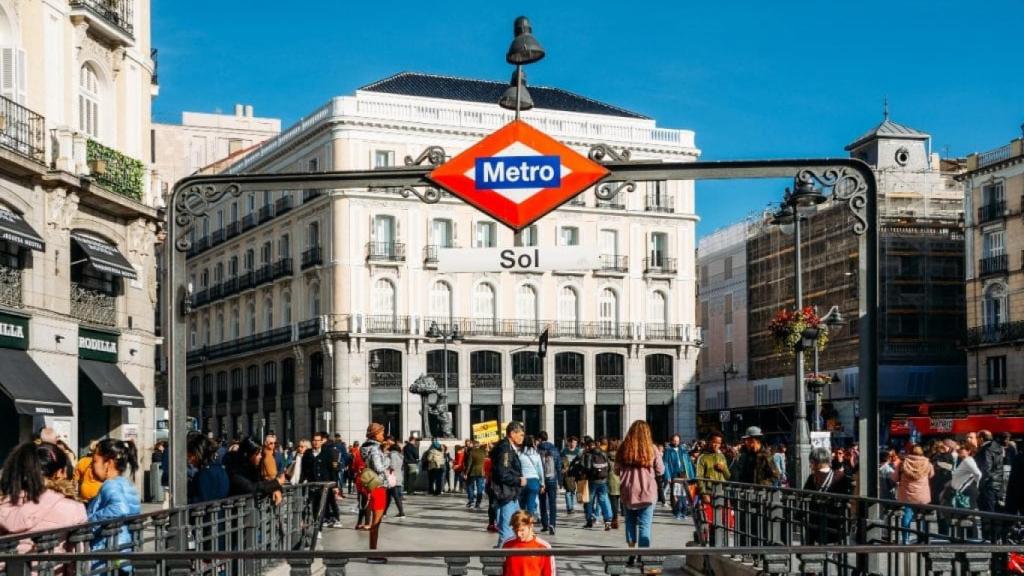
[
  {"left": 79, "top": 328, "right": 118, "bottom": 362},
  {"left": 436, "top": 246, "right": 598, "bottom": 273},
  {"left": 0, "top": 312, "right": 28, "bottom": 350}
]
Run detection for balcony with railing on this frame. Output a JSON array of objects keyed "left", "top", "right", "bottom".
[
  {"left": 237, "top": 271, "right": 254, "bottom": 292},
  {"left": 302, "top": 188, "right": 324, "bottom": 203},
  {"left": 977, "top": 200, "right": 1006, "bottom": 224},
  {"left": 86, "top": 139, "right": 144, "bottom": 201},
  {"left": 69, "top": 0, "right": 135, "bottom": 44},
  {"left": 70, "top": 282, "right": 116, "bottom": 326},
  {"left": 369, "top": 370, "right": 402, "bottom": 388},
  {"left": 645, "top": 194, "right": 674, "bottom": 213},
  {"left": 597, "top": 254, "right": 628, "bottom": 273},
  {"left": 555, "top": 374, "right": 584, "bottom": 389},
  {"left": 258, "top": 205, "right": 274, "bottom": 223},
  {"left": 0, "top": 263, "right": 22, "bottom": 308},
  {"left": 513, "top": 373, "right": 543, "bottom": 389},
  {"left": 254, "top": 264, "right": 273, "bottom": 286},
  {"left": 186, "top": 326, "right": 293, "bottom": 366},
  {"left": 242, "top": 213, "right": 257, "bottom": 231},
  {"left": 978, "top": 253, "right": 1008, "bottom": 277},
  {"left": 646, "top": 374, "right": 674, "bottom": 389},
  {"left": 298, "top": 317, "right": 322, "bottom": 339},
  {"left": 187, "top": 236, "right": 209, "bottom": 258},
  {"left": 272, "top": 258, "right": 293, "bottom": 279},
  {"left": 470, "top": 372, "right": 502, "bottom": 388},
  {"left": 643, "top": 255, "right": 677, "bottom": 275},
  {"left": 0, "top": 95, "right": 46, "bottom": 164},
  {"left": 596, "top": 199, "right": 625, "bottom": 210},
  {"left": 363, "top": 314, "right": 412, "bottom": 334},
  {"left": 211, "top": 228, "right": 225, "bottom": 245},
  {"left": 275, "top": 195, "right": 293, "bottom": 215},
  {"left": 366, "top": 242, "right": 405, "bottom": 262},
  {"left": 225, "top": 221, "right": 241, "bottom": 239},
  {"left": 596, "top": 374, "right": 624, "bottom": 389},
  {"left": 967, "top": 320, "right": 1024, "bottom": 347},
  {"left": 978, "top": 143, "right": 1013, "bottom": 168},
  {"left": 301, "top": 246, "right": 322, "bottom": 269}
]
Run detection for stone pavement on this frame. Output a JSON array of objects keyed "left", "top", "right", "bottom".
[{"left": 303, "top": 491, "right": 696, "bottom": 575}]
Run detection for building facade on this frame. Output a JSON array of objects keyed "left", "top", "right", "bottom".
[
  {"left": 183, "top": 73, "right": 701, "bottom": 445},
  {"left": 964, "top": 133, "right": 1024, "bottom": 402},
  {"left": 0, "top": 0, "right": 160, "bottom": 460}
]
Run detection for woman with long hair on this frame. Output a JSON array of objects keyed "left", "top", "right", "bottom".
[
  {"left": 361, "top": 422, "right": 389, "bottom": 564},
  {"left": 518, "top": 435, "right": 544, "bottom": 515},
  {"left": 615, "top": 420, "right": 665, "bottom": 575}
]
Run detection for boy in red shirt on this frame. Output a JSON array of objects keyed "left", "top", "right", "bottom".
[{"left": 502, "top": 510, "right": 555, "bottom": 576}]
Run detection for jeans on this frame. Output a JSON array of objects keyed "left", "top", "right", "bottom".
[
  {"left": 496, "top": 499, "right": 520, "bottom": 547},
  {"left": 585, "top": 481, "right": 613, "bottom": 524},
  {"left": 519, "top": 478, "right": 540, "bottom": 515},
  {"left": 624, "top": 504, "right": 654, "bottom": 547},
  {"left": 466, "top": 475, "right": 485, "bottom": 507},
  {"left": 539, "top": 479, "right": 559, "bottom": 528},
  {"left": 565, "top": 489, "right": 577, "bottom": 512},
  {"left": 404, "top": 465, "right": 419, "bottom": 495},
  {"left": 901, "top": 505, "right": 915, "bottom": 544},
  {"left": 671, "top": 482, "right": 690, "bottom": 517},
  {"left": 428, "top": 469, "right": 444, "bottom": 495},
  {"left": 385, "top": 485, "right": 405, "bottom": 516}
]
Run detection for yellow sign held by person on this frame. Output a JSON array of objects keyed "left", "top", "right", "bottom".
[{"left": 472, "top": 420, "right": 501, "bottom": 444}]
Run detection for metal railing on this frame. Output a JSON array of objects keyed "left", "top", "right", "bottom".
[
  {"left": 555, "top": 374, "right": 584, "bottom": 389},
  {"left": 643, "top": 256, "right": 677, "bottom": 274},
  {"left": 423, "top": 244, "right": 455, "bottom": 263},
  {"left": 69, "top": 0, "right": 135, "bottom": 36},
  {"left": 0, "top": 94, "right": 46, "bottom": 164},
  {"left": 513, "top": 373, "right": 543, "bottom": 389},
  {"left": 977, "top": 200, "right": 1007, "bottom": 223},
  {"left": 979, "top": 253, "right": 1008, "bottom": 277},
  {"left": 70, "top": 282, "right": 116, "bottom": 326},
  {"left": 645, "top": 193, "right": 674, "bottom": 213},
  {"left": 596, "top": 374, "right": 624, "bottom": 389},
  {"left": 369, "top": 370, "right": 402, "bottom": 387},
  {"left": 645, "top": 374, "right": 673, "bottom": 389},
  {"left": 363, "top": 314, "right": 412, "bottom": 334},
  {"left": 298, "top": 317, "right": 322, "bottom": 339},
  {"left": 86, "top": 139, "right": 145, "bottom": 201},
  {"left": 301, "top": 246, "right": 322, "bottom": 269},
  {"left": 272, "top": 257, "right": 293, "bottom": 279},
  {"left": 692, "top": 479, "right": 1024, "bottom": 576},
  {"left": 0, "top": 482, "right": 330, "bottom": 576},
  {"left": 258, "top": 205, "right": 274, "bottom": 223},
  {"left": 598, "top": 253, "right": 628, "bottom": 272},
  {"left": 596, "top": 199, "right": 625, "bottom": 210},
  {"left": 275, "top": 195, "right": 293, "bottom": 214},
  {"left": 366, "top": 241, "right": 405, "bottom": 262},
  {"left": 979, "top": 143, "right": 1013, "bottom": 168},
  {"left": 186, "top": 326, "right": 293, "bottom": 365},
  {"left": 0, "top": 262, "right": 22, "bottom": 307},
  {"left": 470, "top": 372, "right": 502, "bottom": 388},
  {"left": 242, "top": 213, "right": 257, "bottom": 231}
]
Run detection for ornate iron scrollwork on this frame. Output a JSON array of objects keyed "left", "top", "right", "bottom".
[
  {"left": 173, "top": 183, "right": 243, "bottom": 252},
  {"left": 588, "top": 144, "right": 631, "bottom": 163},
  {"left": 796, "top": 167, "right": 869, "bottom": 235},
  {"left": 595, "top": 180, "right": 637, "bottom": 201},
  {"left": 399, "top": 186, "right": 442, "bottom": 204},
  {"left": 404, "top": 146, "right": 447, "bottom": 167}
]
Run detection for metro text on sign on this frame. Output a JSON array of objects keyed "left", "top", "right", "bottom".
[{"left": 475, "top": 155, "right": 561, "bottom": 189}]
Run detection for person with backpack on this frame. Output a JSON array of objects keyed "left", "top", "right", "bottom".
[
  {"left": 536, "top": 431, "right": 561, "bottom": 535},
  {"left": 424, "top": 439, "right": 446, "bottom": 496},
  {"left": 490, "top": 421, "right": 526, "bottom": 546},
  {"left": 802, "top": 446, "right": 854, "bottom": 545},
  {"left": 581, "top": 436, "right": 614, "bottom": 530},
  {"left": 663, "top": 434, "right": 695, "bottom": 520},
  {"left": 562, "top": 436, "right": 581, "bottom": 516},
  {"left": 518, "top": 435, "right": 544, "bottom": 516},
  {"left": 360, "top": 423, "right": 389, "bottom": 564},
  {"left": 464, "top": 439, "right": 488, "bottom": 509}
]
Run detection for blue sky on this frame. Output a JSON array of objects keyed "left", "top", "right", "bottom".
[{"left": 153, "top": 1, "right": 1024, "bottom": 236}]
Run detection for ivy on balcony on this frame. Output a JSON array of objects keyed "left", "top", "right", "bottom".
[{"left": 87, "top": 139, "right": 144, "bottom": 201}]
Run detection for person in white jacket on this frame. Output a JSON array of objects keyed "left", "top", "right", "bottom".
[
  {"left": 289, "top": 439, "right": 310, "bottom": 484},
  {"left": 950, "top": 443, "right": 982, "bottom": 509}
]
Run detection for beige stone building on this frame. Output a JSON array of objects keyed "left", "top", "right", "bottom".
[
  {"left": 964, "top": 132, "right": 1024, "bottom": 401},
  {"left": 0, "top": 0, "right": 160, "bottom": 460},
  {"left": 184, "top": 73, "right": 702, "bottom": 445}
]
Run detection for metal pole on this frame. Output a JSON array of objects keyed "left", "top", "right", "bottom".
[
  {"left": 514, "top": 64, "right": 522, "bottom": 121},
  {"left": 813, "top": 346, "right": 822, "bottom": 433},
  {"left": 793, "top": 205, "right": 810, "bottom": 485}
]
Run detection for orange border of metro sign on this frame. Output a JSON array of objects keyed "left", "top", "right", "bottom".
[{"left": 427, "top": 120, "right": 609, "bottom": 230}]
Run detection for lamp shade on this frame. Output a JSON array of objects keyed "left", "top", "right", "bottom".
[
  {"left": 506, "top": 16, "right": 545, "bottom": 65},
  {"left": 498, "top": 69, "right": 534, "bottom": 111},
  {"left": 789, "top": 179, "right": 826, "bottom": 207}
]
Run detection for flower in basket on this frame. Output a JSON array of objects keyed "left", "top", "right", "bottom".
[
  {"left": 804, "top": 372, "right": 833, "bottom": 388},
  {"left": 768, "top": 306, "right": 828, "bottom": 354}
]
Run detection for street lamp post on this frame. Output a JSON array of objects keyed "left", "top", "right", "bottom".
[
  {"left": 427, "top": 321, "right": 461, "bottom": 436},
  {"left": 722, "top": 363, "right": 738, "bottom": 439},
  {"left": 808, "top": 306, "right": 844, "bottom": 432}
]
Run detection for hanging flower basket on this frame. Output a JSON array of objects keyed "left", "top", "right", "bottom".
[
  {"left": 768, "top": 306, "right": 828, "bottom": 354},
  {"left": 804, "top": 372, "right": 833, "bottom": 389}
]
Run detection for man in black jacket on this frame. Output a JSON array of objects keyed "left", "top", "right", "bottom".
[
  {"left": 489, "top": 421, "right": 525, "bottom": 546},
  {"left": 301, "top": 431, "right": 341, "bottom": 528},
  {"left": 975, "top": 430, "right": 1007, "bottom": 514},
  {"left": 403, "top": 436, "right": 421, "bottom": 495}
]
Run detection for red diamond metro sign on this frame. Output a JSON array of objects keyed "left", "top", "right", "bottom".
[{"left": 427, "top": 120, "right": 609, "bottom": 230}]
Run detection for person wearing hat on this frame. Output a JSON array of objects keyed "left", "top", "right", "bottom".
[
  {"left": 734, "top": 427, "right": 779, "bottom": 486},
  {"left": 360, "top": 422, "right": 390, "bottom": 563}
]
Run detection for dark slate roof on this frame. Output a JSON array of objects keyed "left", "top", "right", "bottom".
[
  {"left": 845, "top": 117, "right": 929, "bottom": 151},
  {"left": 360, "top": 72, "right": 650, "bottom": 120}
]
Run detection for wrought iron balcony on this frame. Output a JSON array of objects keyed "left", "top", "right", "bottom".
[
  {"left": 301, "top": 246, "right": 322, "bottom": 269},
  {"left": 645, "top": 323, "right": 692, "bottom": 341},
  {"left": 363, "top": 314, "right": 412, "bottom": 334},
  {"left": 470, "top": 372, "right": 502, "bottom": 388},
  {"left": 967, "top": 320, "right": 1024, "bottom": 347},
  {"left": 643, "top": 256, "right": 677, "bottom": 275},
  {"left": 275, "top": 195, "right": 293, "bottom": 215},
  {"left": 0, "top": 95, "right": 45, "bottom": 164},
  {"left": 208, "top": 283, "right": 223, "bottom": 301},
  {"left": 427, "top": 372, "right": 458, "bottom": 391},
  {"left": 193, "top": 289, "right": 209, "bottom": 307},
  {"left": 221, "top": 277, "right": 238, "bottom": 297},
  {"left": 187, "top": 236, "right": 209, "bottom": 258},
  {"left": 225, "top": 221, "right": 241, "bottom": 239},
  {"left": 186, "top": 326, "right": 294, "bottom": 365},
  {"left": 86, "top": 139, "right": 144, "bottom": 201},
  {"left": 272, "top": 258, "right": 293, "bottom": 279},
  {"left": 555, "top": 374, "right": 584, "bottom": 389},
  {"left": 254, "top": 264, "right": 273, "bottom": 286},
  {"left": 298, "top": 317, "right": 322, "bottom": 339},
  {"left": 258, "top": 205, "right": 274, "bottom": 223},
  {"left": 211, "top": 228, "right": 225, "bottom": 245},
  {"left": 69, "top": 0, "right": 135, "bottom": 40},
  {"left": 70, "top": 282, "right": 116, "bottom": 326},
  {"left": 237, "top": 271, "right": 254, "bottom": 291},
  {"left": 645, "top": 194, "right": 674, "bottom": 213},
  {"left": 513, "top": 373, "right": 543, "bottom": 389},
  {"left": 369, "top": 371, "right": 402, "bottom": 388},
  {"left": 598, "top": 254, "right": 628, "bottom": 273},
  {"left": 596, "top": 199, "right": 626, "bottom": 210},
  {"left": 645, "top": 374, "right": 673, "bottom": 389},
  {"left": 0, "top": 263, "right": 22, "bottom": 308},
  {"left": 366, "top": 242, "right": 405, "bottom": 262},
  {"left": 596, "top": 374, "right": 624, "bottom": 389},
  {"left": 302, "top": 189, "right": 324, "bottom": 203},
  {"left": 977, "top": 200, "right": 1007, "bottom": 223},
  {"left": 242, "top": 213, "right": 257, "bottom": 231},
  {"left": 979, "top": 254, "right": 1008, "bottom": 277}
]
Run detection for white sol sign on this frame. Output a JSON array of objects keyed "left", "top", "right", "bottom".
[{"left": 436, "top": 247, "right": 599, "bottom": 273}]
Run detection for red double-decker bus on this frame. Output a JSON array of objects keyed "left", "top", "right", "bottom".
[{"left": 888, "top": 399, "right": 1024, "bottom": 438}]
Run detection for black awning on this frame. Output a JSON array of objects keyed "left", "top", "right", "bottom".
[
  {"left": 0, "top": 348, "right": 73, "bottom": 416},
  {"left": 79, "top": 359, "right": 145, "bottom": 408},
  {"left": 71, "top": 233, "right": 137, "bottom": 279},
  {"left": 0, "top": 209, "right": 44, "bottom": 252}
]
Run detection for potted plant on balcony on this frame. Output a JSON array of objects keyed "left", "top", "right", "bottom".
[{"left": 768, "top": 306, "right": 828, "bottom": 354}]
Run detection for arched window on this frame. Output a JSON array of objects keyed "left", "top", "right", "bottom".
[
  {"left": 189, "top": 320, "right": 197, "bottom": 349},
  {"left": 599, "top": 288, "right": 618, "bottom": 336},
  {"left": 216, "top": 312, "right": 225, "bottom": 342},
  {"left": 516, "top": 284, "right": 537, "bottom": 323},
  {"left": 230, "top": 306, "right": 240, "bottom": 339},
  {"left": 430, "top": 281, "right": 452, "bottom": 320},
  {"left": 282, "top": 292, "right": 292, "bottom": 325},
  {"left": 373, "top": 278, "right": 396, "bottom": 318},
  {"left": 469, "top": 350, "right": 502, "bottom": 388},
  {"left": 473, "top": 283, "right": 496, "bottom": 333},
  {"left": 203, "top": 317, "right": 210, "bottom": 344},
  {"left": 279, "top": 234, "right": 290, "bottom": 259},
  {"left": 596, "top": 352, "right": 625, "bottom": 389},
  {"left": 247, "top": 300, "right": 256, "bottom": 334},
  {"left": 263, "top": 298, "right": 273, "bottom": 330},
  {"left": 307, "top": 221, "right": 320, "bottom": 248},
  {"left": 984, "top": 284, "right": 1008, "bottom": 328},
  {"left": 79, "top": 64, "right": 100, "bottom": 138},
  {"left": 645, "top": 354, "right": 673, "bottom": 389},
  {"left": 648, "top": 290, "right": 667, "bottom": 325},
  {"left": 558, "top": 285, "right": 579, "bottom": 336},
  {"left": 308, "top": 283, "right": 321, "bottom": 317},
  {"left": 368, "top": 349, "right": 402, "bottom": 387},
  {"left": 554, "top": 352, "right": 584, "bottom": 389},
  {"left": 427, "top": 349, "right": 459, "bottom": 390}
]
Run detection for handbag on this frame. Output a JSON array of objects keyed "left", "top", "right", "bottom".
[{"left": 952, "top": 477, "right": 974, "bottom": 509}]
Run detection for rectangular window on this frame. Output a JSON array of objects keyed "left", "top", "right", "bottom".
[
  {"left": 983, "top": 230, "right": 1006, "bottom": 257},
  {"left": 724, "top": 293, "right": 733, "bottom": 325},
  {"left": 982, "top": 182, "right": 1004, "bottom": 206},
  {"left": 559, "top": 226, "right": 579, "bottom": 246},
  {"left": 986, "top": 356, "right": 1007, "bottom": 393},
  {"left": 307, "top": 158, "right": 319, "bottom": 172},
  {"left": 723, "top": 256, "right": 733, "bottom": 280},
  {"left": 476, "top": 222, "right": 496, "bottom": 248},
  {"left": 599, "top": 229, "right": 618, "bottom": 256},
  {"left": 374, "top": 150, "right": 394, "bottom": 168},
  {"left": 514, "top": 225, "right": 538, "bottom": 247},
  {"left": 725, "top": 341, "right": 733, "bottom": 365},
  {"left": 431, "top": 219, "right": 453, "bottom": 248}
]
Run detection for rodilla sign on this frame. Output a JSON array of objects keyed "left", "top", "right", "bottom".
[{"left": 429, "top": 120, "right": 608, "bottom": 230}]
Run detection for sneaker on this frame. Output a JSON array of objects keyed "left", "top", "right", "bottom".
[
  {"left": 604, "top": 522, "right": 611, "bottom": 531},
  {"left": 486, "top": 524, "right": 498, "bottom": 533},
  {"left": 331, "top": 520, "right": 344, "bottom": 528},
  {"left": 673, "top": 514, "right": 683, "bottom": 521},
  {"left": 583, "top": 522, "right": 594, "bottom": 529},
  {"left": 547, "top": 527, "right": 555, "bottom": 536},
  {"left": 396, "top": 513, "right": 406, "bottom": 518},
  {"left": 466, "top": 502, "right": 473, "bottom": 508}
]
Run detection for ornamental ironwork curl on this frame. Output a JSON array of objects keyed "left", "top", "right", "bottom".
[
  {"left": 796, "top": 167, "right": 869, "bottom": 235},
  {"left": 588, "top": 144, "right": 631, "bottom": 163},
  {"left": 404, "top": 146, "right": 447, "bottom": 167},
  {"left": 595, "top": 180, "right": 637, "bottom": 201},
  {"left": 399, "top": 185, "right": 442, "bottom": 204},
  {"left": 173, "top": 183, "right": 243, "bottom": 252}
]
